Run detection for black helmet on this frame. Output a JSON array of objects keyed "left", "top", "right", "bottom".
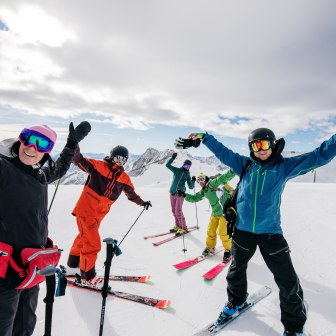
[
  {"left": 248, "top": 128, "right": 276, "bottom": 144},
  {"left": 110, "top": 145, "right": 129, "bottom": 160}
]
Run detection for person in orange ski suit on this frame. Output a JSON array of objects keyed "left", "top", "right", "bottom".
[{"left": 66, "top": 145, "right": 151, "bottom": 287}]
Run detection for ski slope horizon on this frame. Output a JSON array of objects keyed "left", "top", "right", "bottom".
[{"left": 33, "top": 165, "right": 336, "bottom": 336}]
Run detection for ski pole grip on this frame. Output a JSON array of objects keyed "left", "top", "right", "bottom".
[
  {"left": 103, "top": 237, "right": 114, "bottom": 245},
  {"left": 39, "top": 266, "right": 57, "bottom": 277}
]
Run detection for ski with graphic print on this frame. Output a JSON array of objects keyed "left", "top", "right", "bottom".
[
  {"left": 60, "top": 265, "right": 150, "bottom": 283},
  {"left": 153, "top": 227, "right": 198, "bottom": 246},
  {"left": 66, "top": 279, "right": 170, "bottom": 309}
]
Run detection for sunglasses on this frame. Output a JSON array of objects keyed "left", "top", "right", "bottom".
[
  {"left": 113, "top": 155, "right": 127, "bottom": 165},
  {"left": 250, "top": 140, "right": 272, "bottom": 152},
  {"left": 183, "top": 163, "right": 191, "bottom": 169},
  {"left": 18, "top": 128, "right": 54, "bottom": 153},
  {"left": 197, "top": 177, "right": 206, "bottom": 183}
]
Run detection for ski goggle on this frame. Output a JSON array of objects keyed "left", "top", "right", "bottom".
[
  {"left": 183, "top": 163, "right": 191, "bottom": 169},
  {"left": 113, "top": 155, "right": 127, "bottom": 165},
  {"left": 18, "top": 128, "right": 55, "bottom": 153},
  {"left": 250, "top": 140, "right": 272, "bottom": 152},
  {"left": 197, "top": 176, "right": 206, "bottom": 183}
]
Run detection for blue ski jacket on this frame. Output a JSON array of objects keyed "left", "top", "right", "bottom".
[
  {"left": 166, "top": 157, "right": 195, "bottom": 194},
  {"left": 203, "top": 133, "right": 336, "bottom": 234}
]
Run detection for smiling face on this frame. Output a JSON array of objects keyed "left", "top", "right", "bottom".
[
  {"left": 254, "top": 147, "right": 273, "bottom": 161},
  {"left": 18, "top": 143, "right": 45, "bottom": 165}
]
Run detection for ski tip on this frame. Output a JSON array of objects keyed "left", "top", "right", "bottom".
[
  {"left": 155, "top": 299, "right": 171, "bottom": 309},
  {"left": 172, "top": 264, "right": 183, "bottom": 270},
  {"left": 138, "top": 275, "right": 151, "bottom": 282}
]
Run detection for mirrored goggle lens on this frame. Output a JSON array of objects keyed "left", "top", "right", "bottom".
[
  {"left": 113, "top": 155, "right": 127, "bottom": 164},
  {"left": 251, "top": 140, "right": 272, "bottom": 152},
  {"left": 183, "top": 164, "right": 191, "bottom": 169},
  {"left": 197, "top": 177, "right": 206, "bottom": 183},
  {"left": 19, "top": 129, "right": 54, "bottom": 153}
]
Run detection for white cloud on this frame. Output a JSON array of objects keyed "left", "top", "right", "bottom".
[{"left": 0, "top": 0, "right": 335, "bottom": 140}]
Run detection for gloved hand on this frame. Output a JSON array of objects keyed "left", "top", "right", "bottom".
[
  {"left": 172, "top": 152, "right": 178, "bottom": 158},
  {"left": 192, "top": 176, "right": 196, "bottom": 182},
  {"left": 67, "top": 121, "right": 91, "bottom": 148},
  {"left": 177, "top": 190, "right": 186, "bottom": 197},
  {"left": 142, "top": 201, "right": 152, "bottom": 210},
  {"left": 174, "top": 137, "right": 201, "bottom": 149}
]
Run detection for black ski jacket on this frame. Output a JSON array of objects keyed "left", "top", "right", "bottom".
[{"left": 0, "top": 139, "right": 75, "bottom": 251}]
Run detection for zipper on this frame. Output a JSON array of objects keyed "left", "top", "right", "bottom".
[
  {"left": 252, "top": 167, "right": 261, "bottom": 233},
  {"left": 260, "top": 170, "right": 267, "bottom": 195},
  {"left": 249, "top": 172, "right": 253, "bottom": 194},
  {"left": 22, "top": 266, "right": 38, "bottom": 289},
  {"left": 87, "top": 192, "right": 100, "bottom": 202},
  {"left": 27, "top": 248, "right": 59, "bottom": 262},
  {"left": 269, "top": 246, "right": 289, "bottom": 256},
  {"left": 175, "top": 172, "right": 185, "bottom": 193}
]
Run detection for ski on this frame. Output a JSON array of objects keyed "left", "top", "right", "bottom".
[
  {"left": 60, "top": 265, "right": 150, "bottom": 283},
  {"left": 144, "top": 226, "right": 197, "bottom": 239},
  {"left": 66, "top": 274, "right": 150, "bottom": 283},
  {"left": 153, "top": 227, "right": 198, "bottom": 246},
  {"left": 173, "top": 249, "right": 224, "bottom": 270},
  {"left": 195, "top": 286, "right": 272, "bottom": 335},
  {"left": 66, "top": 279, "right": 170, "bottom": 309},
  {"left": 202, "top": 258, "right": 232, "bottom": 280}
]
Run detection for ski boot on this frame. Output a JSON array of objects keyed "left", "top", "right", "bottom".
[
  {"left": 175, "top": 228, "right": 188, "bottom": 236},
  {"left": 169, "top": 226, "right": 179, "bottom": 233},
  {"left": 60, "top": 265, "right": 80, "bottom": 276},
  {"left": 223, "top": 250, "right": 231, "bottom": 263},
  {"left": 202, "top": 247, "right": 215, "bottom": 256},
  {"left": 283, "top": 332, "right": 303, "bottom": 336},
  {"left": 215, "top": 294, "right": 249, "bottom": 326}
]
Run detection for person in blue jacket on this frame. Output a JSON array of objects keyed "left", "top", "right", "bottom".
[
  {"left": 166, "top": 152, "right": 195, "bottom": 235},
  {"left": 175, "top": 128, "right": 336, "bottom": 336}
]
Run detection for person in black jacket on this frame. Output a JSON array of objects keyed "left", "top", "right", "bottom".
[{"left": 0, "top": 121, "right": 91, "bottom": 336}]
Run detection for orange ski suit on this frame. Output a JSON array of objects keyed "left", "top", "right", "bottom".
[{"left": 69, "top": 151, "right": 144, "bottom": 278}]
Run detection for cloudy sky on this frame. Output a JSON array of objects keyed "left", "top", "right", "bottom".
[{"left": 0, "top": 0, "right": 335, "bottom": 155}]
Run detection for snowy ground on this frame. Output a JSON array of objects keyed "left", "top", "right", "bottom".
[{"left": 33, "top": 166, "right": 336, "bottom": 336}]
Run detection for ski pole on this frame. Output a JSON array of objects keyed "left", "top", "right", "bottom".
[
  {"left": 193, "top": 185, "right": 199, "bottom": 230},
  {"left": 40, "top": 266, "right": 58, "bottom": 336},
  {"left": 99, "top": 238, "right": 115, "bottom": 336},
  {"left": 48, "top": 179, "right": 61, "bottom": 215},
  {"left": 118, "top": 208, "right": 145, "bottom": 247}
]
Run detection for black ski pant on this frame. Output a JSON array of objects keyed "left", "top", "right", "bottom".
[
  {"left": 226, "top": 229, "right": 307, "bottom": 333},
  {"left": 0, "top": 282, "right": 39, "bottom": 336}
]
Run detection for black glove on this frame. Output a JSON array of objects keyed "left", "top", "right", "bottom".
[
  {"left": 67, "top": 121, "right": 91, "bottom": 148},
  {"left": 177, "top": 190, "right": 186, "bottom": 198},
  {"left": 174, "top": 137, "right": 201, "bottom": 149},
  {"left": 142, "top": 201, "right": 152, "bottom": 210},
  {"left": 172, "top": 152, "right": 178, "bottom": 158},
  {"left": 192, "top": 176, "right": 196, "bottom": 182}
]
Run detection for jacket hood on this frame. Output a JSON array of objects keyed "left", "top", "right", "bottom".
[{"left": 0, "top": 138, "right": 17, "bottom": 158}]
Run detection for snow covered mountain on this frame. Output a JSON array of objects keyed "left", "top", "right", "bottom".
[{"left": 57, "top": 148, "right": 336, "bottom": 185}]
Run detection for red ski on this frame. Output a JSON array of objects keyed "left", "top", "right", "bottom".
[
  {"left": 67, "top": 279, "right": 170, "bottom": 309},
  {"left": 173, "top": 249, "right": 224, "bottom": 270},
  {"left": 144, "top": 226, "right": 197, "bottom": 240},
  {"left": 153, "top": 227, "right": 198, "bottom": 246},
  {"left": 202, "top": 257, "right": 232, "bottom": 280}
]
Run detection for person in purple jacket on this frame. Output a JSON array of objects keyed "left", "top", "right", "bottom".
[{"left": 175, "top": 128, "right": 336, "bottom": 336}]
